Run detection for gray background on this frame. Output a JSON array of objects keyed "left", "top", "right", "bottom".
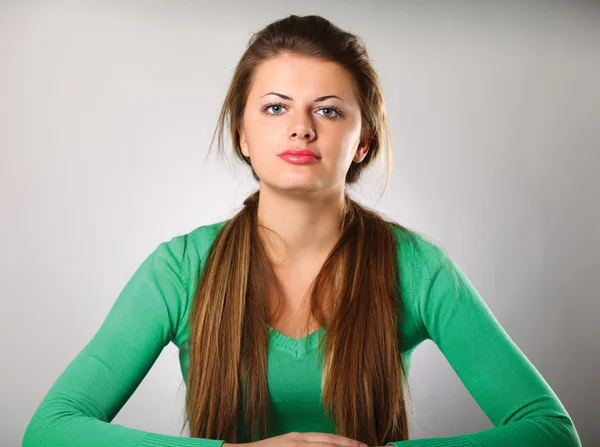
[{"left": 1, "top": 0, "right": 598, "bottom": 445}]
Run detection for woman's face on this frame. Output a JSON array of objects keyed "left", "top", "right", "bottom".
[{"left": 239, "top": 53, "right": 369, "bottom": 195}]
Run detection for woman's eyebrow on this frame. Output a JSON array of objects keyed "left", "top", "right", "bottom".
[{"left": 260, "top": 92, "right": 345, "bottom": 103}]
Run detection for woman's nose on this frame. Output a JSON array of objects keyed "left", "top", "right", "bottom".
[{"left": 290, "top": 125, "right": 315, "bottom": 141}]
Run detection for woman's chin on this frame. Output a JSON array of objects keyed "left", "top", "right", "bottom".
[{"left": 262, "top": 179, "right": 323, "bottom": 195}]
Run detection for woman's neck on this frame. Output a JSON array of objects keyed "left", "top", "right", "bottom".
[{"left": 256, "top": 184, "right": 346, "bottom": 265}]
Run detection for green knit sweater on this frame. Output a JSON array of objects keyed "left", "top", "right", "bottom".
[{"left": 22, "top": 220, "right": 581, "bottom": 446}]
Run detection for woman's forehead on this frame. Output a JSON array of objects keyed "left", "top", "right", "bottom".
[{"left": 248, "top": 54, "right": 359, "bottom": 104}]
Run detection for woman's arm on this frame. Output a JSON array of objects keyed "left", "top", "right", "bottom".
[
  {"left": 387, "top": 236, "right": 581, "bottom": 446},
  {"left": 22, "top": 237, "right": 224, "bottom": 447}
]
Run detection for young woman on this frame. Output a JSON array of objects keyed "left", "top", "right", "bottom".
[{"left": 23, "top": 14, "right": 581, "bottom": 447}]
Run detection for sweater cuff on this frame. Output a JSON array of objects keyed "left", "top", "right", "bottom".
[
  {"left": 386, "top": 435, "right": 471, "bottom": 446},
  {"left": 140, "top": 432, "right": 225, "bottom": 447}
]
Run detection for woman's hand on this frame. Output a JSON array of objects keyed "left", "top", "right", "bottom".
[{"left": 223, "top": 431, "right": 368, "bottom": 447}]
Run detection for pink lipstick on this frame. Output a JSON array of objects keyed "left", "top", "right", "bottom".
[{"left": 277, "top": 148, "right": 321, "bottom": 165}]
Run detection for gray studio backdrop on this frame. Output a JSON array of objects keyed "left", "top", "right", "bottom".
[{"left": 1, "top": 1, "right": 598, "bottom": 446}]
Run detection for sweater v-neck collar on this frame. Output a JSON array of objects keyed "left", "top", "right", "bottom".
[{"left": 267, "top": 325, "right": 325, "bottom": 358}]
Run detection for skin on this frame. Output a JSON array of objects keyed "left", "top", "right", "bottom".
[
  {"left": 227, "top": 53, "right": 381, "bottom": 447},
  {"left": 239, "top": 52, "right": 369, "bottom": 332}
]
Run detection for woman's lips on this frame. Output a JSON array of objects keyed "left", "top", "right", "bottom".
[
  {"left": 278, "top": 153, "right": 320, "bottom": 164},
  {"left": 277, "top": 149, "right": 321, "bottom": 164}
]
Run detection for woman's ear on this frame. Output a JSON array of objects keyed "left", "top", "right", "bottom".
[
  {"left": 239, "top": 125, "right": 250, "bottom": 157},
  {"left": 353, "top": 136, "right": 371, "bottom": 163}
]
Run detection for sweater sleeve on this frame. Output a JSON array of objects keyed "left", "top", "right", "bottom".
[
  {"left": 387, "top": 238, "right": 581, "bottom": 447},
  {"left": 22, "top": 237, "right": 225, "bottom": 447}
]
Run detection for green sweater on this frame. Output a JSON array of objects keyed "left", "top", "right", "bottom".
[{"left": 22, "top": 220, "right": 581, "bottom": 447}]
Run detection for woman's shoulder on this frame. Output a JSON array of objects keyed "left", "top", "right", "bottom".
[
  {"left": 160, "top": 219, "right": 229, "bottom": 264},
  {"left": 183, "top": 219, "right": 229, "bottom": 252},
  {"left": 387, "top": 222, "right": 463, "bottom": 344},
  {"left": 388, "top": 221, "right": 463, "bottom": 310},
  {"left": 154, "top": 219, "right": 228, "bottom": 347},
  {"left": 388, "top": 221, "right": 451, "bottom": 274}
]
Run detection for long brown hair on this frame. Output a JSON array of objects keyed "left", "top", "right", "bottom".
[{"left": 183, "top": 15, "right": 415, "bottom": 446}]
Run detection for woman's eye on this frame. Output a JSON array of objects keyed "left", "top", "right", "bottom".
[
  {"left": 267, "top": 104, "right": 284, "bottom": 114},
  {"left": 262, "top": 103, "right": 287, "bottom": 115},
  {"left": 317, "top": 107, "right": 342, "bottom": 119}
]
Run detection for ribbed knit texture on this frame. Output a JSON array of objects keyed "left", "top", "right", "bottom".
[{"left": 22, "top": 220, "right": 581, "bottom": 446}]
